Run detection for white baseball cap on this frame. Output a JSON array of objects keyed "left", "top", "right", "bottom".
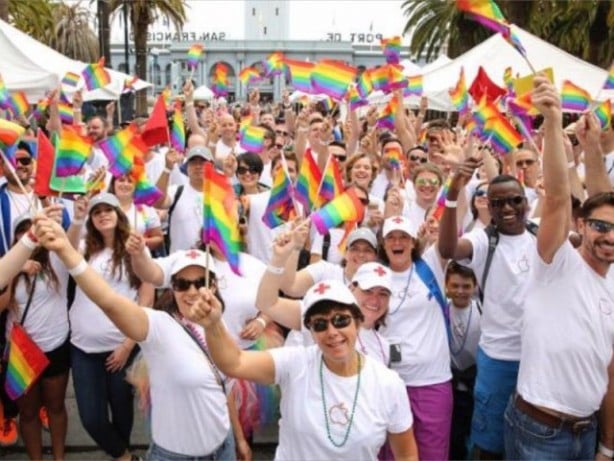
[
  {"left": 303, "top": 280, "right": 357, "bottom": 313},
  {"left": 351, "top": 262, "right": 392, "bottom": 292},
  {"left": 87, "top": 193, "right": 120, "bottom": 214},
  {"left": 346, "top": 228, "right": 378, "bottom": 250},
  {"left": 382, "top": 215, "right": 419, "bottom": 239},
  {"left": 170, "top": 249, "right": 217, "bottom": 276}
]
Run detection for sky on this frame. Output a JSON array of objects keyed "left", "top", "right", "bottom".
[{"left": 106, "top": 0, "right": 410, "bottom": 44}]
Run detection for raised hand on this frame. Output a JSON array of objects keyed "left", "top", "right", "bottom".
[
  {"left": 187, "top": 287, "right": 224, "bottom": 328},
  {"left": 183, "top": 80, "right": 194, "bottom": 102},
  {"left": 532, "top": 75, "right": 561, "bottom": 120},
  {"left": 73, "top": 195, "right": 89, "bottom": 221},
  {"left": 33, "top": 215, "right": 70, "bottom": 254},
  {"left": 575, "top": 112, "right": 601, "bottom": 150},
  {"left": 125, "top": 232, "right": 146, "bottom": 256}
]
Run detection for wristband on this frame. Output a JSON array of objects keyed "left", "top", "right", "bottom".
[
  {"left": 68, "top": 259, "right": 88, "bottom": 277},
  {"left": 444, "top": 199, "right": 458, "bottom": 208},
  {"left": 266, "top": 264, "right": 285, "bottom": 275},
  {"left": 599, "top": 443, "right": 614, "bottom": 459},
  {"left": 254, "top": 317, "right": 267, "bottom": 328},
  {"left": 73, "top": 108, "right": 82, "bottom": 113},
  {"left": 20, "top": 232, "right": 38, "bottom": 250},
  {"left": 163, "top": 167, "right": 172, "bottom": 174},
  {"left": 185, "top": 101, "right": 194, "bottom": 107},
  {"left": 71, "top": 218, "right": 84, "bottom": 226},
  {"left": 567, "top": 161, "right": 576, "bottom": 169}
]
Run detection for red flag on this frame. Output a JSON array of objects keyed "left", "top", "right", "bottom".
[
  {"left": 141, "top": 95, "right": 170, "bottom": 147},
  {"left": 468, "top": 66, "right": 506, "bottom": 104},
  {"left": 33, "top": 130, "right": 56, "bottom": 197}
]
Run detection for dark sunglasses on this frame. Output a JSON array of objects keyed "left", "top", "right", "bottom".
[
  {"left": 308, "top": 313, "right": 354, "bottom": 333},
  {"left": 489, "top": 196, "right": 525, "bottom": 208},
  {"left": 334, "top": 155, "right": 347, "bottom": 163},
  {"left": 409, "top": 155, "right": 427, "bottom": 163},
  {"left": 237, "top": 166, "right": 259, "bottom": 175},
  {"left": 586, "top": 218, "right": 614, "bottom": 234},
  {"left": 171, "top": 277, "right": 208, "bottom": 292},
  {"left": 474, "top": 189, "right": 487, "bottom": 197},
  {"left": 516, "top": 159, "right": 536, "bottom": 168},
  {"left": 16, "top": 157, "right": 33, "bottom": 166}
]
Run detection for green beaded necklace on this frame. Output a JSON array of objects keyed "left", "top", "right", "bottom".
[{"left": 319, "top": 352, "right": 362, "bottom": 448}]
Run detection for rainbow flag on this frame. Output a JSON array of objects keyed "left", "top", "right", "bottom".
[
  {"left": 262, "top": 164, "right": 296, "bottom": 228},
  {"left": 54, "top": 125, "right": 92, "bottom": 177},
  {"left": 211, "top": 63, "right": 230, "bottom": 97},
  {"left": 0, "top": 73, "right": 9, "bottom": 109},
  {"left": 386, "top": 64, "right": 408, "bottom": 92},
  {"left": 295, "top": 150, "right": 322, "bottom": 213},
  {"left": 7, "top": 92, "right": 29, "bottom": 117},
  {"left": 507, "top": 99, "right": 533, "bottom": 143},
  {"left": 285, "top": 59, "right": 314, "bottom": 93},
  {"left": 4, "top": 325, "right": 49, "bottom": 401},
  {"left": 82, "top": 58, "right": 111, "bottom": 91},
  {"left": 161, "top": 86, "right": 172, "bottom": 108},
  {"left": 370, "top": 66, "right": 390, "bottom": 92},
  {"left": 592, "top": 100, "right": 612, "bottom": 130},
  {"left": 319, "top": 156, "right": 344, "bottom": 204},
  {"left": 405, "top": 75, "right": 423, "bottom": 97},
  {"left": 377, "top": 95, "right": 399, "bottom": 130},
  {"left": 131, "top": 154, "right": 162, "bottom": 206},
  {"left": 202, "top": 162, "right": 242, "bottom": 275},
  {"left": 503, "top": 66, "right": 515, "bottom": 96},
  {"left": 311, "top": 60, "right": 357, "bottom": 101},
  {"left": 57, "top": 103, "right": 74, "bottom": 125},
  {"left": 187, "top": 44, "right": 204, "bottom": 70},
  {"left": 449, "top": 68, "right": 470, "bottom": 114},
  {"left": 356, "top": 69, "right": 373, "bottom": 99},
  {"left": 311, "top": 188, "right": 365, "bottom": 235},
  {"left": 456, "top": 0, "right": 508, "bottom": 35},
  {"left": 0, "top": 119, "right": 25, "bottom": 147},
  {"left": 239, "top": 124, "right": 266, "bottom": 153},
  {"left": 385, "top": 145, "right": 403, "bottom": 170},
  {"left": 99, "top": 124, "right": 148, "bottom": 177},
  {"left": 473, "top": 95, "right": 500, "bottom": 126},
  {"left": 170, "top": 102, "right": 186, "bottom": 153},
  {"left": 484, "top": 113, "right": 523, "bottom": 155},
  {"left": 504, "top": 27, "right": 527, "bottom": 58},
  {"left": 604, "top": 62, "right": 614, "bottom": 90},
  {"left": 239, "top": 67, "right": 261, "bottom": 87},
  {"left": 347, "top": 85, "right": 368, "bottom": 110},
  {"left": 561, "top": 80, "right": 591, "bottom": 112},
  {"left": 263, "top": 52, "right": 286, "bottom": 76},
  {"left": 432, "top": 177, "right": 452, "bottom": 221},
  {"left": 61, "top": 71, "right": 81, "bottom": 88},
  {"left": 31, "top": 98, "right": 49, "bottom": 121},
  {"left": 381, "top": 36, "right": 402, "bottom": 64},
  {"left": 320, "top": 95, "right": 334, "bottom": 113}
]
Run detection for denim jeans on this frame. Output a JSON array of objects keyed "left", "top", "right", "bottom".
[
  {"left": 504, "top": 396, "right": 597, "bottom": 460},
  {"left": 147, "top": 429, "right": 236, "bottom": 461},
  {"left": 71, "top": 344, "right": 138, "bottom": 458}
]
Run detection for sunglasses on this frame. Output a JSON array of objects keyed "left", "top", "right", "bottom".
[
  {"left": 489, "top": 196, "right": 525, "bottom": 208},
  {"left": 276, "top": 130, "right": 290, "bottom": 136},
  {"left": 308, "top": 313, "right": 354, "bottom": 333},
  {"left": 237, "top": 166, "right": 259, "bottom": 175},
  {"left": 516, "top": 159, "right": 536, "bottom": 168},
  {"left": 334, "top": 155, "right": 347, "bottom": 162},
  {"left": 171, "top": 277, "right": 208, "bottom": 292},
  {"left": 409, "top": 155, "right": 427, "bottom": 164},
  {"left": 16, "top": 157, "right": 33, "bottom": 166},
  {"left": 415, "top": 178, "right": 440, "bottom": 187},
  {"left": 474, "top": 189, "right": 487, "bottom": 197},
  {"left": 586, "top": 218, "right": 614, "bottom": 234}
]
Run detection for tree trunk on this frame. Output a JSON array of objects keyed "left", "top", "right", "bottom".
[
  {"left": 448, "top": 17, "right": 476, "bottom": 58},
  {"left": 134, "top": 13, "right": 150, "bottom": 114},
  {"left": 500, "top": 0, "right": 534, "bottom": 29},
  {"left": 97, "top": 0, "right": 111, "bottom": 64},
  {"left": 587, "top": 1, "right": 609, "bottom": 66},
  {"left": 0, "top": 0, "right": 9, "bottom": 22}
]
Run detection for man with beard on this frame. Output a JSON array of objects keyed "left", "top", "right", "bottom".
[{"left": 504, "top": 78, "right": 614, "bottom": 460}]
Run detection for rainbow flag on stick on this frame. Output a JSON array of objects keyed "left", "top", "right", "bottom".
[
  {"left": 4, "top": 325, "right": 49, "bottom": 400},
  {"left": 381, "top": 36, "right": 402, "bottom": 64},
  {"left": 262, "top": 165, "right": 296, "bottom": 228},
  {"left": 484, "top": 113, "right": 523, "bottom": 155},
  {"left": 347, "top": 85, "right": 368, "bottom": 110},
  {"left": 170, "top": 102, "right": 186, "bottom": 153},
  {"left": 263, "top": 52, "right": 286, "bottom": 76},
  {"left": 61, "top": 71, "right": 81, "bottom": 88},
  {"left": 370, "top": 66, "right": 389, "bottom": 92},
  {"left": 377, "top": 95, "right": 399, "bottom": 130},
  {"left": 295, "top": 151, "right": 322, "bottom": 213},
  {"left": 404, "top": 75, "right": 423, "bottom": 97},
  {"left": 561, "top": 80, "right": 591, "bottom": 112},
  {"left": 202, "top": 162, "right": 242, "bottom": 275},
  {"left": 285, "top": 59, "right": 314, "bottom": 93},
  {"left": 319, "top": 156, "right": 344, "bottom": 204},
  {"left": 385, "top": 145, "right": 403, "bottom": 170},
  {"left": 239, "top": 67, "right": 261, "bottom": 87},
  {"left": 449, "top": 68, "right": 470, "bottom": 114},
  {"left": 131, "top": 154, "right": 162, "bottom": 206},
  {"left": 31, "top": 98, "right": 49, "bottom": 121},
  {"left": 592, "top": 100, "right": 612, "bottom": 130},
  {"left": 82, "top": 58, "right": 111, "bottom": 91},
  {"left": 99, "top": 124, "right": 148, "bottom": 177},
  {"left": 187, "top": 44, "right": 204, "bottom": 70},
  {"left": 211, "top": 63, "right": 230, "bottom": 97},
  {"left": 239, "top": 124, "right": 266, "bottom": 153},
  {"left": 57, "top": 103, "right": 74, "bottom": 125},
  {"left": 7, "top": 92, "right": 29, "bottom": 117},
  {"left": 54, "top": 125, "right": 92, "bottom": 177},
  {"left": 311, "top": 60, "right": 357, "bottom": 101},
  {"left": 356, "top": 70, "right": 373, "bottom": 99},
  {"left": 432, "top": 177, "right": 452, "bottom": 221},
  {"left": 311, "top": 188, "right": 365, "bottom": 235},
  {"left": 456, "top": 0, "right": 508, "bottom": 35}
]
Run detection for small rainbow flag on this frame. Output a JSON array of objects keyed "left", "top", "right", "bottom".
[
  {"left": 370, "top": 66, "right": 390, "bottom": 92},
  {"left": 239, "top": 124, "right": 266, "bottom": 153},
  {"left": 449, "top": 68, "right": 469, "bottom": 114},
  {"left": 170, "top": 102, "right": 185, "bottom": 153},
  {"left": 0, "top": 73, "right": 9, "bottom": 108},
  {"left": 61, "top": 71, "right": 81, "bottom": 88},
  {"left": 239, "top": 67, "right": 261, "bottom": 87},
  {"left": 347, "top": 85, "right": 368, "bottom": 110},
  {"left": 285, "top": 59, "right": 314, "bottom": 93},
  {"left": 211, "top": 63, "right": 230, "bottom": 97},
  {"left": 311, "top": 187, "right": 365, "bottom": 235},
  {"left": 161, "top": 86, "right": 172, "bottom": 108},
  {"left": 311, "top": 60, "right": 357, "bottom": 101},
  {"left": 0, "top": 119, "right": 25, "bottom": 147},
  {"left": 386, "top": 64, "right": 408, "bottom": 93},
  {"left": 263, "top": 52, "right": 286, "bottom": 76},
  {"left": 31, "top": 98, "right": 49, "bottom": 121},
  {"left": 262, "top": 164, "right": 296, "bottom": 228},
  {"left": 54, "top": 125, "right": 92, "bottom": 177},
  {"left": 202, "top": 162, "right": 242, "bottom": 275},
  {"left": 7, "top": 92, "right": 29, "bottom": 117},
  {"left": 405, "top": 75, "right": 423, "bottom": 97},
  {"left": 187, "top": 44, "right": 204, "bottom": 70},
  {"left": 377, "top": 95, "right": 399, "bottom": 130},
  {"left": 295, "top": 150, "right": 323, "bottom": 213},
  {"left": 4, "top": 325, "right": 49, "bottom": 401},
  {"left": 592, "top": 100, "right": 612, "bottom": 130},
  {"left": 604, "top": 62, "right": 614, "bottom": 90},
  {"left": 484, "top": 113, "right": 523, "bottom": 155},
  {"left": 356, "top": 70, "right": 373, "bottom": 99},
  {"left": 507, "top": 99, "right": 534, "bottom": 143},
  {"left": 381, "top": 36, "right": 402, "bottom": 64},
  {"left": 385, "top": 145, "right": 403, "bottom": 170},
  {"left": 319, "top": 156, "right": 344, "bottom": 204},
  {"left": 82, "top": 58, "right": 111, "bottom": 91},
  {"left": 99, "top": 124, "right": 147, "bottom": 177},
  {"left": 432, "top": 177, "right": 452, "bottom": 221},
  {"left": 473, "top": 95, "right": 500, "bottom": 127},
  {"left": 57, "top": 103, "right": 74, "bottom": 125},
  {"left": 560, "top": 80, "right": 591, "bottom": 112},
  {"left": 131, "top": 153, "right": 162, "bottom": 206},
  {"left": 456, "top": 0, "right": 508, "bottom": 35}
]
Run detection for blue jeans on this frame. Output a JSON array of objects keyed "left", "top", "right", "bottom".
[
  {"left": 71, "top": 344, "right": 138, "bottom": 458},
  {"left": 147, "top": 429, "right": 236, "bottom": 461},
  {"left": 504, "top": 397, "right": 597, "bottom": 460}
]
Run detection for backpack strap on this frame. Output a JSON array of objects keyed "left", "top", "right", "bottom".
[
  {"left": 414, "top": 258, "right": 451, "bottom": 342},
  {"left": 321, "top": 233, "right": 331, "bottom": 261},
  {"left": 479, "top": 225, "right": 499, "bottom": 304},
  {"left": 164, "top": 185, "right": 184, "bottom": 253}
]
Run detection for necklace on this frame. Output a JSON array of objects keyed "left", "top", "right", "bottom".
[
  {"left": 320, "top": 352, "right": 362, "bottom": 448},
  {"left": 356, "top": 329, "right": 387, "bottom": 363},
  {"left": 388, "top": 264, "right": 414, "bottom": 316},
  {"left": 449, "top": 302, "right": 473, "bottom": 356}
]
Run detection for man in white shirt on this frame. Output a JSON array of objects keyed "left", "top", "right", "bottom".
[{"left": 505, "top": 77, "right": 614, "bottom": 460}]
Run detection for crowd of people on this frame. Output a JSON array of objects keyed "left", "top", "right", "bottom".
[{"left": 0, "top": 70, "right": 613, "bottom": 461}]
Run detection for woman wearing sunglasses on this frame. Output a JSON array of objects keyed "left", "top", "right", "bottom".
[
  {"left": 465, "top": 182, "right": 491, "bottom": 233},
  {"left": 33, "top": 215, "right": 243, "bottom": 460}
]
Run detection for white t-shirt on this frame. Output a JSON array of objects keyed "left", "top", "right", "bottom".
[
  {"left": 141, "top": 309, "right": 229, "bottom": 456},
  {"left": 215, "top": 139, "right": 238, "bottom": 165},
  {"left": 270, "top": 345, "right": 412, "bottom": 460},
  {"left": 449, "top": 299, "right": 482, "bottom": 372},
  {"left": 403, "top": 200, "right": 428, "bottom": 226},
  {"left": 1, "top": 189, "right": 36, "bottom": 252},
  {"left": 604, "top": 150, "right": 614, "bottom": 186},
  {"left": 167, "top": 183, "right": 204, "bottom": 253},
  {"left": 380, "top": 246, "right": 451, "bottom": 386},
  {"left": 305, "top": 260, "right": 347, "bottom": 285},
  {"left": 245, "top": 190, "right": 287, "bottom": 264},
  {"left": 8, "top": 253, "right": 69, "bottom": 352},
  {"left": 311, "top": 228, "right": 346, "bottom": 265},
  {"left": 460, "top": 227, "right": 536, "bottom": 361},
  {"left": 517, "top": 242, "right": 614, "bottom": 417},
  {"left": 124, "top": 203, "right": 161, "bottom": 236},
  {"left": 70, "top": 248, "right": 138, "bottom": 352},
  {"left": 146, "top": 148, "right": 186, "bottom": 186},
  {"left": 260, "top": 162, "right": 273, "bottom": 188}
]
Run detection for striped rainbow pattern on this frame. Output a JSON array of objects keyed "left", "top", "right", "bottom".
[
  {"left": 561, "top": 80, "right": 591, "bottom": 112},
  {"left": 32, "top": 98, "right": 49, "bottom": 121},
  {"left": 381, "top": 36, "right": 402, "bottom": 64},
  {"left": 369, "top": 66, "right": 389, "bottom": 92},
  {"left": 131, "top": 153, "right": 162, "bottom": 206},
  {"left": 0, "top": 73, "right": 9, "bottom": 109},
  {"left": 54, "top": 125, "right": 92, "bottom": 177},
  {"left": 61, "top": 71, "right": 81, "bottom": 88},
  {"left": 170, "top": 102, "right": 186, "bottom": 153},
  {"left": 484, "top": 114, "right": 523, "bottom": 155},
  {"left": 604, "top": 62, "right": 614, "bottom": 90},
  {"left": 356, "top": 69, "right": 373, "bottom": 99},
  {"left": 432, "top": 177, "right": 452, "bottom": 221},
  {"left": 57, "top": 102, "right": 74, "bottom": 124},
  {"left": 285, "top": 59, "right": 314, "bottom": 93},
  {"left": 98, "top": 124, "right": 143, "bottom": 177},
  {"left": 593, "top": 100, "right": 611, "bottom": 130},
  {"left": 385, "top": 145, "right": 402, "bottom": 170},
  {"left": 264, "top": 52, "right": 286, "bottom": 76},
  {"left": 347, "top": 85, "right": 368, "bottom": 110},
  {"left": 311, "top": 60, "right": 357, "bottom": 101},
  {"left": 82, "top": 58, "right": 111, "bottom": 91},
  {"left": 507, "top": 99, "right": 533, "bottom": 143},
  {"left": 456, "top": 0, "right": 508, "bottom": 35},
  {"left": 8, "top": 91, "right": 29, "bottom": 117},
  {"left": 404, "top": 75, "right": 423, "bottom": 96},
  {"left": 187, "top": 44, "right": 204, "bottom": 70},
  {"left": 386, "top": 64, "right": 408, "bottom": 92},
  {"left": 449, "top": 68, "right": 469, "bottom": 114},
  {"left": 202, "top": 162, "right": 242, "bottom": 275},
  {"left": 5, "top": 326, "right": 49, "bottom": 400},
  {"left": 319, "top": 156, "right": 344, "bottom": 204},
  {"left": 473, "top": 96, "right": 500, "bottom": 126},
  {"left": 239, "top": 67, "right": 261, "bottom": 87},
  {"left": 377, "top": 95, "right": 398, "bottom": 130},
  {"left": 262, "top": 165, "right": 296, "bottom": 228},
  {"left": 211, "top": 63, "right": 230, "bottom": 97},
  {"left": 0, "top": 119, "right": 25, "bottom": 148},
  {"left": 295, "top": 150, "right": 322, "bottom": 213},
  {"left": 311, "top": 188, "right": 365, "bottom": 235},
  {"left": 239, "top": 124, "right": 266, "bottom": 153}
]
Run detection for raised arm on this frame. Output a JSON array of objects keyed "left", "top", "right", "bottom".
[
  {"left": 183, "top": 81, "right": 207, "bottom": 138},
  {"left": 125, "top": 232, "right": 165, "bottom": 287},
  {"left": 393, "top": 90, "right": 417, "bottom": 153},
  {"left": 532, "top": 75, "right": 569, "bottom": 263},
  {"left": 153, "top": 148, "right": 181, "bottom": 209},
  {"left": 67, "top": 195, "right": 88, "bottom": 249},
  {"left": 576, "top": 113, "right": 612, "bottom": 197}
]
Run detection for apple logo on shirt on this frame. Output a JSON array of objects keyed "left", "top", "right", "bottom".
[{"left": 329, "top": 402, "right": 350, "bottom": 426}]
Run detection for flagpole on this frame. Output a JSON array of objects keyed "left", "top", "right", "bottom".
[
  {"left": 313, "top": 150, "right": 332, "bottom": 213},
  {"left": 0, "top": 150, "right": 36, "bottom": 215},
  {"left": 204, "top": 243, "right": 211, "bottom": 288}
]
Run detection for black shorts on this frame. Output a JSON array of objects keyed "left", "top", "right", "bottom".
[{"left": 42, "top": 339, "right": 70, "bottom": 378}]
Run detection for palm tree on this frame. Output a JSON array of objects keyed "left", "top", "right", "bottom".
[
  {"left": 0, "top": 0, "right": 8, "bottom": 22},
  {"left": 97, "top": 0, "right": 112, "bottom": 64},
  {"left": 4, "top": 0, "right": 55, "bottom": 41},
  {"left": 45, "top": 2, "right": 100, "bottom": 62},
  {"left": 110, "top": 0, "right": 187, "bottom": 113}
]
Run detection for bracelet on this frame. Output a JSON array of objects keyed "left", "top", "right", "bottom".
[
  {"left": 20, "top": 232, "right": 38, "bottom": 250},
  {"left": 71, "top": 218, "right": 84, "bottom": 226},
  {"left": 266, "top": 264, "right": 285, "bottom": 275},
  {"left": 73, "top": 108, "right": 82, "bottom": 113},
  {"left": 599, "top": 443, "right": 614, "bottom": 459},
  {"left": 567, "top": 161, "right": 576, "bottom": 169},
  {"left": 254, "top": 317, "right": 267, "bottom": 328},
  {"left": 444, "top": 199, "right": 458, "bottom": 208},
  {"left": 185, "top": 101, "right": 194, "bottom": 107},
  {"left": 68, "top": 259, "right": 88, "bottom": 277},
  {"left": 163, "top": 167, "right": 172, "bottom": 174}
]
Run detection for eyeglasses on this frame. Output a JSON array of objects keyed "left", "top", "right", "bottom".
[
  {"left": 409, "top": 155, "right": 427, "bottom": 164},
  {"left": 308, "top": 313, "right": 354, "bottom": 333},
  {"left": 171, "top": 277, "right": 208, "bottom": 292},
  {"left": 586, "top": 218, "right": 614, "bottom": 234},
  {"left": 237, "top": 166, "right": 259, "bottom": 175},
  {"left": 276, "top": 130, "right": 289, "bottom": 136},
  {"left": 516, "top": 159, "right": 536, "bottom": 168},
  {"left": 474, "top": 189, "right": 487, "bottom": 197},
  {"left": 334, "top": 155, "right": 347, "bottom": 163},
  {"left": 16, "top": 157, "right": 33, "bottom": 166},
  {"left": 489, "top": 196, "right": 525, "bottom": 208},
  {"left": 415, "top": 178, "right": 440, "bottom": 187}
]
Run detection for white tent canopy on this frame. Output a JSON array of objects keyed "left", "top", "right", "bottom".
[
  {"left": 0, "top": 19, "right": 151, "bottom": 102},
  {"left": 421, "top": 55, "right": 452, "bottom": 74},
  {"left": 422, "top": 25, "right": 613, "bottom": 111}
]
